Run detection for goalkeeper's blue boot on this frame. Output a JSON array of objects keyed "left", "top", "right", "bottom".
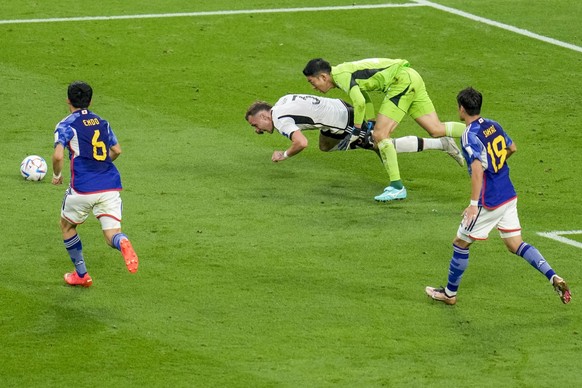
[{"left": 374, "top": 186, "right": 407, "bottom": 202}]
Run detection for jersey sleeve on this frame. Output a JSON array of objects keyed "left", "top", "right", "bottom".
[
  {"left": 333, "top": 69, "right": 367, "bottom": 124},
  {"left": 461, "top": 129, "right": 486, "bottom": 175},
  {"left": 363, "top": 93, "right": 376, "bottom": 122},
  {"left": 347, "top": 88, "right": 368, "bottom": 125},
  {"left": 332, "top": 69, "right": 353, "bottom": 95},
  {"left": 463, "top": 131, "right": 483, "bottom": 161},
  {"left": 54, "top": 122, "right": 72, "bottom": 148},
  {"left": 332, "top": 67, "right": 376, "bottom": 125},
  {"left": 272, "top": 116, "right": 299, "bottom": 139},
  {"left": 498, "top": 123, "right": 513, "bottom": 148},
  {"left": 105, "top": 121, "right": 119, "bottom": 146}
]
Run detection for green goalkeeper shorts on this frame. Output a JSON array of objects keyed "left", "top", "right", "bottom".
[{"left": 378, "top": 67, "right": 436, "bottom": 123}]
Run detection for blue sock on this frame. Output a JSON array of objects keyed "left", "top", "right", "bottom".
[
  {"left": 446, "top": 244, "right": 470, "bottom": 294},
  {"left": 111, "top": 233, "right": 128, "bottom": 251},
  {"left": 516, "top": 242, "right": 555, "bottom": 281},
  {"left": 64, "top": 234, "right": 87, "bottom": 276}
]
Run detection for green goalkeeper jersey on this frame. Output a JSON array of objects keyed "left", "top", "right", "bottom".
[{"left": 331, "top": 58, "right": 410, "bottom": 125}]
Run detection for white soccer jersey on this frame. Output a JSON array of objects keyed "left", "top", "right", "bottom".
[{"left": 271, "top": 94, "right": 352, "bottom": 139}]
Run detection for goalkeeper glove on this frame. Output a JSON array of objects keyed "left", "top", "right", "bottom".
[
  {"left": 337, "top": 126, "right": 362, "bottom": 151},
  {"left": 363, "top": 120, "right": 375, "bottom": 131},
  {"left": 358, "top": 120, "right": 375, "bottom": 149}
]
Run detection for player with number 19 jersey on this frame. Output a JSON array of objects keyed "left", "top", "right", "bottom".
[
  {"left": 54, "top": 109, "right": 122, "bottom": 194},
  {"left": 461, "top": 117, "right": 516, "bottom": 209}
]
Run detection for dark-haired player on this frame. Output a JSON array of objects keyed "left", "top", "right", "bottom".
[
  {"left": 303, "top": 58, "right": 466, "bottom": 202},
  {"left": 425, "top": 87, "right": 570, "bottom": 305},
  {"left": 52, "top": 81, "right": 139, "bottom": 287}
]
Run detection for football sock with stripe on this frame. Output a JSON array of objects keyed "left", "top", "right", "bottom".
[
  {"left": 445, "top": 244, "right": 470, "bottom": 296},
  {"left": 112, "top": 233, "right": 129, "bottom": 251},
  {"left": 64, "top": 234, "right": 87, "bottom": 277},
  {"left": 516, "top": 242, "right": 556, "bottom": 281},
  {"left": 391, "top": 137, "right": 446, "bottom": 153},
  {"left": 444, "top": 122, "right": 466, "bottom": 138},
  {"left": 392, "top": 136, "right": 423, "bottom": 153}
]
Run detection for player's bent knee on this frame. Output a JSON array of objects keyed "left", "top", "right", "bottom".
[
  {"left": 453, "top": 235, "right": 472, "bottom": 248},
  {"left": 372, "top": 131, "right": 387, "bottom": 143}
]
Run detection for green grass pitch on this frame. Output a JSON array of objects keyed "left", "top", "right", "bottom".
[{"left": 1, "top": 0, "right": 581, "bottom": 386}]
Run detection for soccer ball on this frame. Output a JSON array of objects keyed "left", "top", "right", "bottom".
[{"left": 20, "top": 155, "right": 48, "bottom": 181}]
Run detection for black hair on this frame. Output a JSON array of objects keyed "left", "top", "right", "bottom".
[
  {"left": 302, "top": 58, "right": 332, "bottom": 77},
  {"left": 456, "top": 87, "right": 482, "bottom": 116},
  {"left": 68, "top": 81, "right": 93, "bottom": 109}
]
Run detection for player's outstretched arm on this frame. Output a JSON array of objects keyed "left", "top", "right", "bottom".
[{"left": 272, "top": 131, "right": 308, "bottom": 162}]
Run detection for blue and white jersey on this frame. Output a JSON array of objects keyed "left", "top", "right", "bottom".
[
  {"left": 461, "top": 117, "right": 516, "bottom": 209},
  {"left": 54, "top": 109, "right": 122, "bottom": 194}
]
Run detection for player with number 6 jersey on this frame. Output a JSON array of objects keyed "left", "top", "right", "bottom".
[
  {"left": 54, "top": 102, "right": 122, "bottom": 193},
  {"left": 52, "top": 81, "right": 139, "bottom": 288}
]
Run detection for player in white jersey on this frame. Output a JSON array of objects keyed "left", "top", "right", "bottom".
[
  {"left": 245, "top": 94, "right": 464, "bottom": 166},
  {"left": 270, "top": 94, "right": 351, "bottom": 141}
]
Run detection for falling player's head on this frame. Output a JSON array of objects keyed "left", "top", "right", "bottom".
[
  {"left": 245, "top": 101, "right": 274, "bottom": 134},
  {"left": 68, "top": 81, "right": 93, "bottom": 109}
]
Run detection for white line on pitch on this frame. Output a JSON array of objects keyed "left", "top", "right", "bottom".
[
  {"left": 412, "top": 0, "right": 582, "bottom": 53},
  {"left": 537, "top": 230, "right": 582, "bottom": 249},
  {"left": 0, "top": 3, "right": 424, "bottom": 25}
]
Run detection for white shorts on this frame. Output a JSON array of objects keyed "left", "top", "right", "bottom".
[
  {"left": 457, "top": 198, "right": 521, "bottom": 243},
  {"left": 61, "top": 187, "right": 123, "bottom": 230}
]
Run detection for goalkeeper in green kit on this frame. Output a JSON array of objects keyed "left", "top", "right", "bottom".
[{"left": 303, "top": 58, "right": 466, "bottom": 202}]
